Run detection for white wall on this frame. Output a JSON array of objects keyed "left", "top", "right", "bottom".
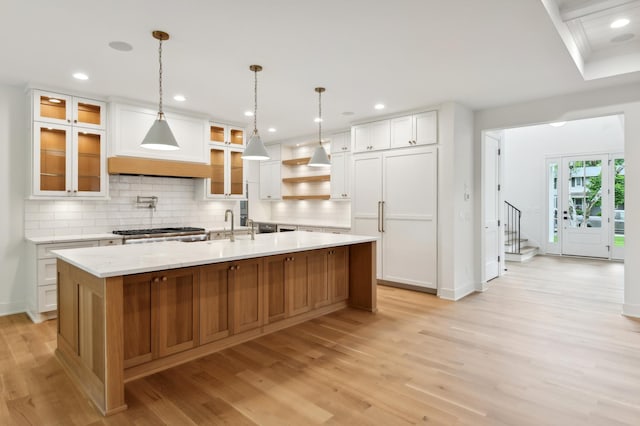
[
  {"left": 475, "top": 81, "right": 640, "bottom": 317},
  {"left": 438, "top": 102, "right": 476, "bottom": 300},
  {"left": 0, "top": 84, "right": 27, "bottom": 315},
  {"left": 502, "top": 115, "right": 624, "bottom": 249}
]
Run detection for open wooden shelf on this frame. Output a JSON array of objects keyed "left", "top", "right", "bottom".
[
  {"left": 282, "top": 175, "right": 330, "bottom": 183},
  {"left": 282, "top": 157, "right": 311, "bottom": 166},
  {"left": 282, "top": 195, "right": 330, "bottom": 200}
]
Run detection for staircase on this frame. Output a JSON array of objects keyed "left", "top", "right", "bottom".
[{"left": 504, "top": 201, "right": 538, "bottom": 262}]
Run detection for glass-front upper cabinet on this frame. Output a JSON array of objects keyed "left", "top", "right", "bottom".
[
  {"left": 33, "top": 90, "right": 106, "bottom": 130},
  {"left": 206, "top": 146, "right": 245, "bottom": 199},
  {"left": 209, "top": 122, "right": 245, "bottom": 147},
  {"left": 33, "top": 123, "right": 106, "bottom": 197}
]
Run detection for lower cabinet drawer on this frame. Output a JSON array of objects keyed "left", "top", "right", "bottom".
[
  {"left": 38, "top": 284, "right": 57, "bottom": 313},
  {"left": 37, "top": 241, "right": 100, "bottom": 259},
  {"left": 38, "top": 258, "right": 58, "bottom": 286}
]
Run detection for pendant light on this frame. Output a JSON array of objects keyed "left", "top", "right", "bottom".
[
  {"left": 141, "top": 30, "right": 179, "bottom": 151},
  {"left": 308, "top": 87, "right": 330, "bottom": 167},
  {"left": 242, "top": 65, "right": 270, "bottom": 160}
]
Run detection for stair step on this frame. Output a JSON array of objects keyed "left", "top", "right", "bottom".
[
  {"left": 505, "top": 238, "right": 528, "bottom": 245},
  {"left": 505, "top": 245, "right": 539, "bottom": 262}
]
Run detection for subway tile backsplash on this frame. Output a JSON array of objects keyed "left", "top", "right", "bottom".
[{"left": 24, "top": 175, "right": 238, "bottom": 238}]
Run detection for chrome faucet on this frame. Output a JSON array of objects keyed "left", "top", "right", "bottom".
[
  {"left": 224, "top": 209, "right": 235, "bottom": 242},
  {"left": 247, "top": 219, "right": 256, "bottom": 240}
]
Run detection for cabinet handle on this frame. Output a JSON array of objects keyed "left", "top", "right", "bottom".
[
  {"left": 381, "top": 201, "right": 385, "bottom": 232},
  {"left": 153, "top": 277, "right": 160, "bottom": 283},
  {"left": 73, "top": 190, "right": 78, "bottom": 193},
  {"left": 67, "top": 119, "right": 71, "bottom": 123},
  {"left": 73, "top": 119, "right": 77, "bottom": 124},
  {"left": 229, "top": 265, "right": 235, "bottom": 271},
  {"left": 162, "top": 276, "right": 167, "bottom": 281},
  {"left": 67, "top": 190, "right": 71, "bottom": 193},
  {"left": 378, "top": 201, "right": 382, "bottom": 232}
]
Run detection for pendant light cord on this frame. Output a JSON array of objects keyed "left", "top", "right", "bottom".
[
  {"left": 318, "top": 89, "right": 322, "bottom": 146},
  {"left": 253, "top": 68, "right": 258, "bottom": 133},
  {"left": 158, "top": 38, "right": 164, "bottom": 117}
]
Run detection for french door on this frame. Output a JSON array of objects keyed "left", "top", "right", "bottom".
[{"left": 560, "top": 155, "right": 609, "bottom": 258}]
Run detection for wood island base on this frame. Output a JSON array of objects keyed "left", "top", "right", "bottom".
[{"left": 56, "top": 241, "right": 376, "bottom": 416}]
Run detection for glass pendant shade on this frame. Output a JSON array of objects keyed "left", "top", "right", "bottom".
[
  {"left": 141, "top": 30, "right": 179, "bottom": 151},
  {"left": 308, "top": 144, "right": 330, "bottom": 167},
  {"left": 243, "top": 130, "right": 270, "bottom": 160},
  {"left": 141, "top": 114, "right": 179, "bottom": 150}
]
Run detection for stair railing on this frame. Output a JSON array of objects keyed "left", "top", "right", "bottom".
[{"left": 504, "top": 201, "right": 521, "bottom": 254}]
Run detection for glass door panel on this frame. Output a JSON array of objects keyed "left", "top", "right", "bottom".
[
  {"left": 209, "top": 148, "right": 225, "bottom": 195},
  {"left": 39, "top": 127, "right": 67, "bottom": 192},
  {"left": 229, "top": 150, "right": 244, "bottom": 195},
  {"left": 612, "top": 157, "right": 625, "bottom": 259},
  {"left": 546, "top": 160, "right": 560, "bottom": 253},
  {"left": 210, "top": 125, "right": 225, "bottom": 144},
  {"left": 76, "top": 102, "right": 102, "bottom": 126},
  {"left": 76, "top": 132, "right": 102, "bottom": 192},
  {"left": 229, "top": 128, "right": 244, "bottom": 145},
  {"left": 561, "top": 155, "right": 609, "bottom": 257}
]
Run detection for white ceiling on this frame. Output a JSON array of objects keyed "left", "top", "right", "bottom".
[
  {"left": 544, "top": 0, "right": 640, "bottom": 79},
  {"left": 1, "top": 0, "right": 639, "bottom": 143}
]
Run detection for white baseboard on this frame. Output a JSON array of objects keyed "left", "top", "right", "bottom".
[
  {"left": 622, "top": 303, "right": 640, "bottom": 318},
  {"left": 438, "top": 283, "right": 476, "bottom": 301},
  {"left": 0, "top": 301, "right": 26, "bottom": 317}
]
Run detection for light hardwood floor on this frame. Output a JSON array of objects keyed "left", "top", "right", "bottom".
[{"left": 2, "top": 255, "right": 639, "bottom": 425}]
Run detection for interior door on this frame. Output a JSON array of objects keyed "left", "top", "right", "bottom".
[
  {"left": 382, "top": 146, "right": 437, "bottom": 289},
  {"left": 483, "top": 134, "right": 501, "bottom": 282},
  {"left": 561, "top": 155, "right": 609, "bottom": 257}
]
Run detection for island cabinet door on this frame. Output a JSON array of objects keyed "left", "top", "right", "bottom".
[
  {"left": 288, "top": 252, "right": 312, "bottom": 317},
  {"left": 156, "top": 267, "right": 199, "bottom": 358},
  {"left": 264, "top": 254, "right": 289, "bottom": 323},
  {"left": 199, "top": 263, "right": 231, "bottom": 344},
  {"left": 309, "top": 249, "right": 330, "bottom": 308},
  {"left": 328, "top": 246, "right": 350, "bottom": 303},
  {"left": 230, "top": 258, "right": 263, "bottom": 334},
  {"left": 122, "top": 267, "right": 199, "bottom": 368}
]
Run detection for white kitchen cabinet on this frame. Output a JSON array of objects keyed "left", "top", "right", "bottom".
[
  {"left": 330, "top": 151, "right": 351, "bottom": 199},
  {"left": 391, "top": 111, "right": 437, "bottom": 148},
  {"left": 200, "top": 145, "right": 245, "bottom": 199},
  {"left": 330, "top": 131, "right": 351, "bottom": 154},
  {"left": 33, "top": 90, "right": 106, "bottom": 130},
  {"left": 259, "top": 161, "right": 282, "bottom": 200},
  {"left": 26, "top": 237, "right": 122, "bottom": 323},
  {"left": 110, "top": 103, "right": 209, "bottom": 163},
  {"left": 352, "top": 145, "right": 437, "bottom": 290},
  {"left": 259, "top": 145, "right": 282, "bottom": 200},
  {"left": 31, "top": 90, "right": 108, "bottom": 198},
  {"left": 209, "top": 122, "right": 245, "bottom": 147},
  {"left": 352, "top": 120, "right": 390, "bottom": 153}
]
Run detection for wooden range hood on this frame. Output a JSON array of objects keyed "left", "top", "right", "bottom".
[{"left": 108, "top": 157, "right": 211, "bottom": 178}]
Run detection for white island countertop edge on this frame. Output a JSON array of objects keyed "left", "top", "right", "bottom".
[{"left": 52, "top": 231, "right": 377, "bottom": 278}]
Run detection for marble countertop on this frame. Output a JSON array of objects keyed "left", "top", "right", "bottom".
[{"left": 52, "top": 231, "right": 377, "bottom": 278}]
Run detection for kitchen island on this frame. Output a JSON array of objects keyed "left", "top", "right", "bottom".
[{"left": 52, "top": 231, "right": 377, "bottom": 415}]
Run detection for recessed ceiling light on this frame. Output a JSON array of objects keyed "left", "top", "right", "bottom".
[
  {"left": 610, "top": 18, "right": 630, "bottom": 29},
  {"left": 268, "top": 127, "right": 277, "bottom": 133},
  {"left": 73, "top": 72, "right": 89, "bottom": 80},
  {"left": 314, "top": 117, "right": 323, "bottom": 123},
  {"left": 549, "top": 121, "right": 566, "bottom": 127},
  {"left": 374, "top": 103, "right": 385, "bottom": 110},
  {"left": 173, "top": 94, "right": 186, "bottom": 102},
  {"left": 49, "top": 98, "right": 61, "bottom": 104},
  {"left": 244, "top": 111, "right": 254, "bottom": 117},
  {"left": 611, "top": 33, "right": 635, "bottom": 43},
  {"left": 108, "top": 41, "right": 133, "bottom": 52}
]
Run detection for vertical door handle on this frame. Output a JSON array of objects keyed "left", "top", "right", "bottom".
[
  {"left": 377, "top": 201, "right": 382, "bottom": 232},
  {"left": 381, "top": 201, "right": 385, "bottom": 232}
]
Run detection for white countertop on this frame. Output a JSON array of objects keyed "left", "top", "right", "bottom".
[
  {"left": 254, "top": 219, "right": 351, "bottom": 229},
  {"left": 52, "top": 231, "right": 376, "bottom": 278}
]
